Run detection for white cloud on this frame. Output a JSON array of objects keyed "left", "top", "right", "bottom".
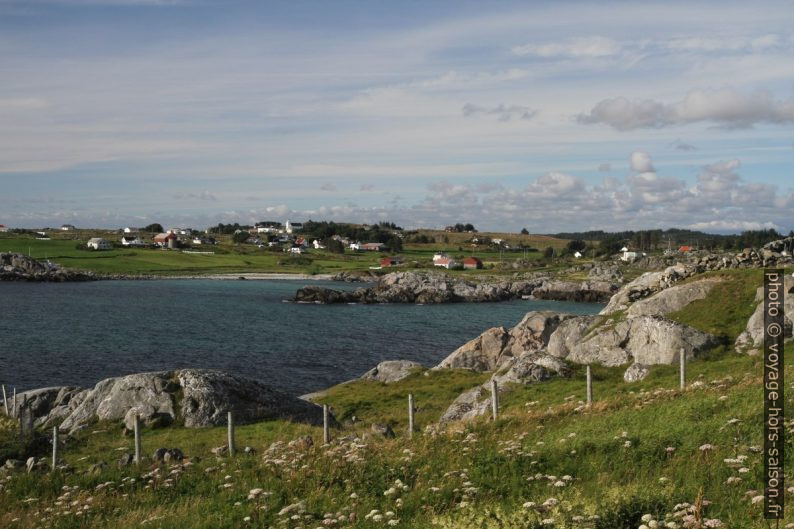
[
  {"left": 578, "top": 88, "right": 794, "bottom": 130},
  {"left": 512, "top": 36, "right": 621, "bottom": 58},
  {"left": 462, "top": 103, "right": 537, "bottom": 121},
  {"left": 629, "top": 151, "right": 655, "bottom": 173}
]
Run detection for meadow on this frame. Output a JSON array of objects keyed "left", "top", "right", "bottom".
[{"left": 0, "top": 268, "right": 790, "bottom": 528}]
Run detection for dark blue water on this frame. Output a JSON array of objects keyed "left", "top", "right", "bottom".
[{"left": 0, "top": 280, "right": 602, "bottom": 395}]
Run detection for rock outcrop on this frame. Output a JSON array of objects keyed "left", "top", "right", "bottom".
[
  {"left": 12, "top": 369, "right": 328, "bottom": 434},
  {"left": 600, "top": 264, "right": 697, "bottom": 315},
  {"left": 735, "top": 275, "right": 794, "bottom": 355},
  {"left": 439, "top": 352, "right": 570, "bottom": 423},
  {"left": 295, "top": 271, "right": 618, "bottom": 304},
  {"left": 626, "top": 278, "right": 722, "bottom": 317},
  {"left": 434, "top": 311, "right": 575, "bottom": 371},
  {"left": 565, "top": 315, "right": 720, "bottom": 367},
  {"left": 0, "top": 253, "right": 95, "bottom": 282},
  {"left": 360, "top": 360, "right": 423, "bottom": 383}
]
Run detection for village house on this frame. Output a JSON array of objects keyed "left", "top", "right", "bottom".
[
  {"left": 122, "top": 227, "right": 140, "bottom": 234},
  {"left": 86, "top": 238, "right": 112, "bottom": 250},
  {"left": 312, "top": 239, "right": 326, "bottom": 249},
  {"left": 463, "top": 256, "right": 483, "bottom": 269},
  {"left": 380, "top": 257, "right": 402, "bottom": 267},
  {"left": 153, "top": 232, "right": 177, "bottom": 248},
  {"left": 60, "top": 224, "right": 76, "bottom": 231},
  {"left": 360, "top": 242, "right": 386, "bottom": 252},
  {"left": 678, "top": 245, "right": 694, "bottom": 253},
  {"left": 121, "top": 235, "right": 145, "bottom": 247},
  {"left": 0, "top": 224, "right": 7, "bottom": 233}
]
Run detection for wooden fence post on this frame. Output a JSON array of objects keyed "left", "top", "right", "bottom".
[
  {"left": 490, "top": 379, "right": 499, "bottom": 421},
  {"left": 134, "top": 414, "right": 142, "bottom": 464},
  {"left": 227, "top": 412, "right": 235, "bottom": 457},
  {"left": 679, "top": 348, "right": 686, "bottom": 390},
  {"left": 52, "top": 427, "right": 59, "bottom": 471},
  {"left": 12, "top": 388, "right": 16, "bottom": 418},
  {"left": 322, "top": 404, "right": 330, "bottom": 445},
  {"left": 408, "top": 394, "right": 415, "bottom": 439},
  {"left": 586, "top": 365, "right": 593, "bottom": 406},
  {"left": 2, "top": 385, "right": 7, "bottom": 415}
]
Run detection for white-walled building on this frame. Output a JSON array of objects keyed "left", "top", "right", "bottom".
[{"left": 87, "top": 238, "right": 112, "bottom": 250}]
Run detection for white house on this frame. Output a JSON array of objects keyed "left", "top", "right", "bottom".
[
  {"left": 574, "top": 251, "right": 583, "bottom": 258},
  {"left": 87, "top": 238, "right": 112, "bottom": 250},
  {"left": 312, "top": 239, "right": 325, "bottom": 249},
  {"left": 289, "top": 246, "right": 304, "bottom": 254},
  {"left": 349, "top": 242, "right": 361, "bottom": 251},
  {"left": 61, "top": 224, "right": 76, "bottom": 231},
  {"left": 122, "top": 227, "right": 140, "bottom": 234},
  {"left": 121, "top": 236, "right": 144, "bottom": 247},
  {"left": 621, "top": 251, "right": 638, "bottom": 262},
  {"left": 0, "top": 224, "right": 7, "bottom": 233}
]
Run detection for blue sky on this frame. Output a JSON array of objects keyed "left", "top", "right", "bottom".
[{"left": 0, "top": 0, "right": 792, "bottom": 233}]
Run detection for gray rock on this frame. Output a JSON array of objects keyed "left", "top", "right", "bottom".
[
  {"left": 4, "top": 459, "right": 23, "bottom": 470},
  {"left": 12, "top": 386, "right": 88, "bottom": 429},
  {"left": 435, "top": 311, "right": 575, "bottom": 371},
  {"left": 735, "top": 276, "right": 794, "bottom": 354},
  {"left": 601, "top": 264, "right": 696, "bottom": 315},
  {"left": 370, "top": 423, "right": 396, "bottom": 438},
  {"left": 88, "top": 461, "right": 108, "bottom": 474},
  {"left": 531, "top": 280, "right": 618, "bottom": 303},
  {"left": 547, "top": 315, "right": 599, "bottom": 359},
  {"left": 152, "top": 448, "right": 169, "bottom": 462},
  {"left": 0, "top": 253, "right": 96, "bottom": 282},
  {"left": 623, "top": 363, "right": 651, "bottom": 382},
  {"left": 118, "top": 453, "right": 134, "bottom": 468},
  {"left": 567, "top": 315, "right": 718, "bottom": 367},
  {"left": 627, "top": 278, "right": 722, "bottom": 317},
  {"left": 26, "top": 369, "right": 328, "bottom": 434},
  {"left": 360, "top": 360, "right": 423, "bottom": 383}
]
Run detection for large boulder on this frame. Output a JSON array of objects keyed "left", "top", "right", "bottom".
[
  {"left": 566, "top": 315, "right": 719, "bottom": 367},
  {"left": 601, "top": 264, "right": 696, "bottom": 315},
  {"left": 626, "top": 278, "right": 722, "bottom": 317},
  {"left": 26, "top": 369, "right": 327, "bottom": 433},
  {"left": 10, "top": 386, "right": 88, "bottom": 428},
  {"left": 531, "top": 280, "right": 618, "bottom": 303},
  {"left": 735, "top": 276, "right": 794, "bottom": 354},
  {"left": 434, "top": 327, "right": 510, "bottom": 371},
  {"left": 360, "top": 360, "right": 423, "bottom": 383},
  {"left": 547, "top": 315, "right": 599, "bottom": 359},
  {"left": 434, "top": 311, "right": 575, "bottom": 371},
  {"left": 439, "top": 352, "right": 570, "bottom": 423}
]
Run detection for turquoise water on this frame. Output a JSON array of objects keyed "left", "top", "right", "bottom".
[{"left": 0, "top": 280, "right": 602, "bottom": 395}]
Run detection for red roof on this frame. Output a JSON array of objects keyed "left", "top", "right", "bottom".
[
  {"left": 463, "top": 257, "right": 482, "bottom": 264},
  {"left": 678, "top": 245, "right": 693, "bottom": 252}
]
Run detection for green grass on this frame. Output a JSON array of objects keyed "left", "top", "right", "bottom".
[{"left": 2, "top": 269, "right": 788, "bottom": 528}]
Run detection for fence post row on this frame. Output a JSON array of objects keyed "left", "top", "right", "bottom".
[
  {"left": 490, "top": 379, "right": 499, "bottom": 421},
  {"left": 227, "top": 412, "right": 235, "bottom": 457},
  {"left": 407, "top": 394, "right": 415, "bottom": 439}
]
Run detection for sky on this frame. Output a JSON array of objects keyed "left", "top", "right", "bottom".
[{"left": 0, "top": 0, "right": 792, "bottom": 233}]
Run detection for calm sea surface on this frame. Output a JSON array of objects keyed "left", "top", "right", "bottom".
[{"left": 0, "top": 280, "right": 602, "bottom": 395}]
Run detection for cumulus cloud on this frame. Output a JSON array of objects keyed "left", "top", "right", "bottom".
[
  {"left": 512, "top": 36, "right": 621, "bottom": 58},
  {"left": 578, "top": 88, "right": 794, "bottom": 130},
  {"left": 462, "top": 103, "right": 537, "bottom": 121},
  {"left": 629, "top": 151, "right": 655, "bottom": 173}
]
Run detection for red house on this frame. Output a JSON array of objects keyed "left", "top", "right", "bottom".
[
  {"left": 678, "top": 245, "right": 694, "bottom": 253},
  {"left": 154, "top": 232, "right": 176, "bottom": 247},
  {"left": 463, "top": 257, "right": 483, "bottom": 269},
  {"left": 380, "top": 257, "right": 402, "bottom": 267}
]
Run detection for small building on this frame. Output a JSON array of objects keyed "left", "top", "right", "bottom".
[
  {"left": 621, "top": 251, "right": 639, "bottom": 262},
  {"left": 0, "top": 224, "right": 7, "bottom": 233},
  {"left": 360, "top": 242, "right": 386, "bottom": 252},
  {"left": 573, "top": 251, "right": 583, "bottom": 259},
  {"left": 121, "top": 235, "right": 145, "bottom": 247},
  {"left": 154, "top": 232, "right": 177, "bottom": 248},
  {"left": 463, "top": 256, "right": 483, "bottom": 269},
  {"left": 678, "top": 245, "right": 694, "bottom": 253},
  {"left": 289, "top": 246, "right": 304, "bottom": 254},
  {"left": 87, "top": 238, "right": 111, "bottom": 250},
  {"left": 380, "top": 257, "right": 402, "bottom": 267},
  {"left": 434, "top": 256, "right": 462, "bottom": 269},
  {"left": 313, "top": 239, "right": 326, "bottom": 249},
  {"left": 122, "top": 227, "right": 140, "bottom": 234},
  {"left": 60, "top": 224, "right": 76, "bottom": 231}
]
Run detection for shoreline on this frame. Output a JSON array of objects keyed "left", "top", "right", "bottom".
[{"left": 156, "top": 273, "right": 338, "bottom": 281}]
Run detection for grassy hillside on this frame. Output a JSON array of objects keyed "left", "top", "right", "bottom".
[
  {"left": 0, "top": 232, "right": 571, "bottom": 277},
  {"left": 1, "top": 270, "right": 789, "bottom": 528}
]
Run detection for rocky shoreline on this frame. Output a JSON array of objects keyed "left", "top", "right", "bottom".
[{"left": 294, "top": 271, "right": 619, "bottom": 304}]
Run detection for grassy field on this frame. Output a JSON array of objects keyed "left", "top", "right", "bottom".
[
  {"left": 0, "top": 231, "right": 568, "bottom": 277},
  {"left": 0, "top": 269, "right": 790, "bottom": 528}
]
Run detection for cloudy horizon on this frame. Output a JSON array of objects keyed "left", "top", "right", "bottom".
[{"left": 1, "top": 0, "right": 792, "bottom": 234}]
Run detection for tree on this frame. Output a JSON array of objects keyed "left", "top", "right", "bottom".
[
  {"left": 566, "top": 239, "right": 587, "bottom": 254},
  {"left": 232, "top": 231, "right": 250, "bottom": 244},
  {"left": 143, "top": 223, "right": 163, "bottom": 233},
  {"left": 324, "top": 238, "right": 345, "bottom": 254},
  {"left": 387, "top": 236, "right": 403, "bottom": 253},
  {"left": 520, "top": 228, "right": 529, "bottom": 235}
]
